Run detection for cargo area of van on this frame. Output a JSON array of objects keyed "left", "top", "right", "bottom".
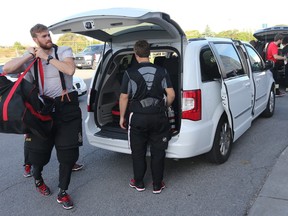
[{"left": 90, "top": 49, "right": 181, "bottom": 140}]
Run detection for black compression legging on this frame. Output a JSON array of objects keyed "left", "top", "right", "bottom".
[{"left": 27, "top": 147, "right": 79, "bottom": 190}]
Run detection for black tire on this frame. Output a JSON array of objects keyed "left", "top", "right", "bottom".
[
  {"left": 207, "top": 115, "right": 232, "bottom": 164},
  {"left": 76, "top": 66, "right": 82, "bottom": 69},
  {"left": 261, "top": 87, "right": 275, "bottom": 118}
]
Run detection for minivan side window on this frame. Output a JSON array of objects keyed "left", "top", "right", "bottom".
[
  {"left": 214, "top": 43, "right": 244, "bottom": 79},
  {"left": 200, "top": 46, "right": 221, "bottom": 82},
  {"left": 245, "top": 45, "right": 264, "bottom": 72}
]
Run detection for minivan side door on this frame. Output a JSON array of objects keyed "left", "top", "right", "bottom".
[
  {"left": 244, "top": 44, "right": 269, "bottom": 117},
  {"left": 210, "top": 42, "right": 253, "bottom": 141}
]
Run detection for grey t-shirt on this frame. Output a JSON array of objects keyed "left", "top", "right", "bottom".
[{"left": 24, "top": 46, "right": 74, "bottom": 98}]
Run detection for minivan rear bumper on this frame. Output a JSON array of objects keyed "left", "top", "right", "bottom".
[{"left": 85, "top": 118, "right": 214, "bottom": 159}]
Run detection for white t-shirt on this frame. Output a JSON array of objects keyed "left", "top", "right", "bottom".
[{"left": 24, "top": 46, "right": 74, "bottom": 98}]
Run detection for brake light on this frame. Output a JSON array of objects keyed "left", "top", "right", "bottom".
[
  {"left": 182, "top": 90, "right": 201, "bottom": 121},
  {"left": 87, "top": 88, "right": 92, "bottom": 112},
  {"left": 86, "top": 104, "right": 90, "bottom": 112}
]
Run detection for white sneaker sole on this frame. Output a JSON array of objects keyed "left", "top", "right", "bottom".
[
  {"left": 153, "top": 185, "right": 165, "bottom": 194},
  {"left": 129, "top": 184, "right": 145, "bottom": 192}
]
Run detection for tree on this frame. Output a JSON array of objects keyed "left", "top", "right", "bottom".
[
  {"left": 216, "top": 30, "right": 239, "bottom": 39},
  {"left": 216, "top": 30, "right": 254, "bottom": 41},
  {"left": 202, "top": 25, "right": 215, "bottom": 37},
  {"left": 185, "top": 30, "right": 202, "bottom": 39},
  {"left": 13, "top": 42, "right": 25, "bottom": 50},
  {"left": 57, "top": 33, "right": 90, "bottom": 53},
  {"left": 13, "top": 42, "right": 25, "bottom": 57}
]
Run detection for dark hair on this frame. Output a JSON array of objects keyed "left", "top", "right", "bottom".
[
  {"left": 30, "top": 24, "right": 48, "bottom": 38},
  {"left": 282, "top": 36, "right": 288, "bottom": 45},
  {"left": 134, "top": 40, "right": 150, "bottom": 57},
  {"left": 274, "top": 33, "right": 284, "bottom": 42}
]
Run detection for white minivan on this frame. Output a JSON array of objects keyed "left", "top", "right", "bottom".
[{"left": 49, "top": 8, "right": 275, "bottom": 164}]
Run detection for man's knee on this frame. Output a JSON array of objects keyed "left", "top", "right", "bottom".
[
  {"left": 28, "top": 151, "right": 51, "bottom": 166},
  {"left": 57, "top": 148, "right": 79, "bottom": 164}
]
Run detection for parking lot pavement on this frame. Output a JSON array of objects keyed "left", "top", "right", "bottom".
[{"left": 248, "top": 145, "right": 288, "bottom": 216}]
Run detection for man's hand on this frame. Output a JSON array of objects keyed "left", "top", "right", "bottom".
[
  {"left": 119, "top": 116, "right": 127, "bottom": 129},
  {"left": 35, "top": 47, "right": 49, "bottom": 60}
]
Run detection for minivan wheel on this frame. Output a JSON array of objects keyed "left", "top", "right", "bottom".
[
  {"left": 261, "top": 86, "right": 275, "bottom": 118},
  {"left": 207, "top": 116, "right": 232, "bottom": 164}
]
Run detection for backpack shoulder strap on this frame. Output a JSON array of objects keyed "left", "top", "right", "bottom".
[{"left": 53, "top": 44, "right": 66, "bottom": 91}]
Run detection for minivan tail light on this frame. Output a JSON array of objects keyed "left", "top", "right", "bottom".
[
  {"left": 87, "top": 88, "right": 92, "bottom": 112},
  {"left": 87, "top": 104, "right": 91, "bottom": 112},
  {"left": 182, "top": 90, "right": 201, "bottom": 121}
]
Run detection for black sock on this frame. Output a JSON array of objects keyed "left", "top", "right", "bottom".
[
  {"left": 35, "top": 179, "right": 43, "bottom": 187},
  {"left": 58, "top": 189, "right": 66, "bottom": 197}
]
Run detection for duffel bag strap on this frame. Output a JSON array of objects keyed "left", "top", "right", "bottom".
[{"left": 3, "top": 59, "right": 37, "bottom": 121}]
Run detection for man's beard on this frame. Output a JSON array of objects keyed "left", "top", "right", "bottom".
[{"left": 39, "top": 41, "right": 53, "bottom": 50}]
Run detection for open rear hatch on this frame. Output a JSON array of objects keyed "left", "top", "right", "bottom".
[
  {"left": 49, "top": 8, "right": 187, "bottom": 140},
  {"left": 49, "top": 8, "right": 185, "bottom": 44},
  {"left": 253, "top": 26, "right": 288, "bottom": 42}
]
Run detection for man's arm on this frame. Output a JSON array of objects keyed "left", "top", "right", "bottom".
[
  {"left": 3, "top": 51, "right": 34, "bottom": 74},
  {"left": 165, "top": 87, "right": 175, "bottom": 107},
  {"left": 273, "top": 53, "right": 287, "bottom": 61},
  {"left": 47, "top": 57, "right": 75, "bottom": 75},
  {"left": 35, "top": 47, "right": 76, "bottom": 76},
  {"left": 119, "top": 93, "right": 129, "bottom": 129}
]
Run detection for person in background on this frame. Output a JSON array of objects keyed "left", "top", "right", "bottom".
[
  {"left": 281, "top": 36, "right": 288, "bottom": 92},
  {"left": 266, "top": 33, "right": 286, "bottom": 96},
  {"left": 3, "top": 24, "right": 82, "bottom": 210},
  {"left": 119, "top": 40, "right": 175, "bottom": 194}
]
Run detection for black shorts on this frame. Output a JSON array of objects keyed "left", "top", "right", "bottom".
[
  {"left": 128, "top": 112, "right": 171, "bottom": 151},
  {"left": 25, "top": 91, "right": 83, "bottom": 152}
]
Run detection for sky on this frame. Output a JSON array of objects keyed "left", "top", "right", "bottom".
[{"left": 0, "top": 0, "right": 282, "bottom": 46}]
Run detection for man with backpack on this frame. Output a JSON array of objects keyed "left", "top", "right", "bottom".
[
  {"left": 119, "top": 40, "right": 175, "bottom": 194},
  {"left": 3, "top": 24, "right": 82, "bottom": 210}
]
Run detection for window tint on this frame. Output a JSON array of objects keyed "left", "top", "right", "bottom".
[
  {"left": 214, "top": 43, "right": 244, "bottom": 78},
  {"left": 200, "top": 46, "right": 220, "bottom": 82},
  {"left": 245, "top": 45, "right": 263, "bottom": 72}
]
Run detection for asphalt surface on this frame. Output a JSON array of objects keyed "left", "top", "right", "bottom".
[
  {"left": 247, "top": 89, "right": 288, "bottom": 216},
  {"left": 247, "top": 140, "right": 288, "bottom": 216},
  {"left": 1, "top": 69, "right": 288, "bottom": 216}
]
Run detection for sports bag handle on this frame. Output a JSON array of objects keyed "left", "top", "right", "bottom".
[
  {"left": 33, "top": 58, "right": 45, "bottom": 95},
  {"left": 3, "top": 58, "right": 38, "bottom": 121},
  {"left": 38, "top": 58, "right": 45, "bottom": 92}
]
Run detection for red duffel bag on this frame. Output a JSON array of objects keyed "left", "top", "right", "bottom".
[{"left": 0, "top": 59, "right": 53, "bottom": 139}]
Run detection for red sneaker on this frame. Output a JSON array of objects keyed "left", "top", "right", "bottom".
[
  {"left": 72, "top": 163, "right": 84, "bottom": 171},
  {"left": 57, "top": 192, "right": 74, "bottom": 210},
  {"left": 153, "top": 181, "right": 166, "bottom": 194},
  {"left": 23, "top": 165, "right": 32, "bottom": 178},
  {"left": 35, "top": 180, "right": 51, "bottom": 196},
  {"left": 129, "top": 179, "right": 145, "bottom": 192}
]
